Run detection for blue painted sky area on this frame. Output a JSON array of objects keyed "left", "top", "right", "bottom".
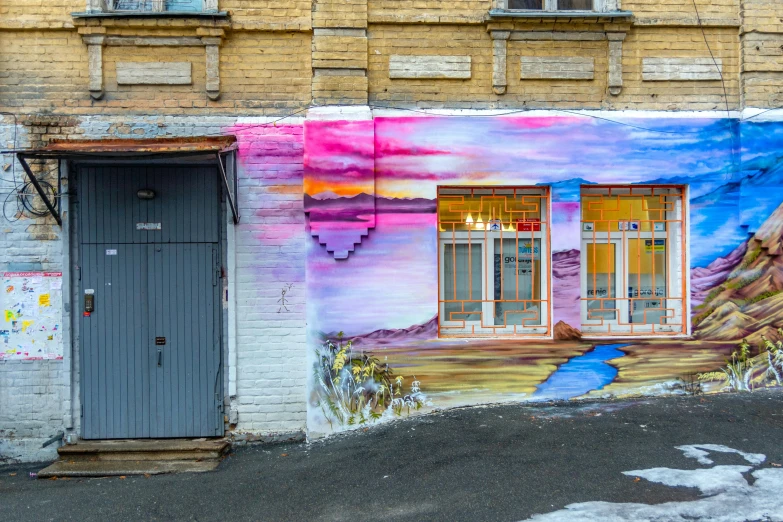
[
  {"left": 375, "top": 117, "right": 783, "bottom": 266},
  {"left": 531, "top": 344, "right": 627, "bottom": 401}
]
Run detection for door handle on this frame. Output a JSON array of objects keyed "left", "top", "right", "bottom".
[{"left": 157, "top": 348, "right": 162, "bottom": 367}]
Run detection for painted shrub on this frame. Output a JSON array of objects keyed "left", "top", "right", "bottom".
[{"left": 304, "top": 115, "right": 783, "bottom": 436}]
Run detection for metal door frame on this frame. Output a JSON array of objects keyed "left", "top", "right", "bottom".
[{"left": 69, "top": 160, "right": 227, "bottom": 439}]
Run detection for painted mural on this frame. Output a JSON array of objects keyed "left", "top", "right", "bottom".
[{"left": 304, "top": 114, "right": 783, "bottom": 435}]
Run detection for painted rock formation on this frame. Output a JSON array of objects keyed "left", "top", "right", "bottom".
[
  {"left": 693, "top": 202, "right": 783, "bottom": 343},
  {"left": 553, "top": 320, "right": 582, "bottom": 340}
]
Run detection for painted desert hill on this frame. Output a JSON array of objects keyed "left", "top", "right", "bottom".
[
  {"left": 693, "top": 201, "right": 783, "bottom": 344},
  {"left": 347, "top": 316, "right": 438, "bottom": 345},
  {"left": 304, "top": 193, "right": 436, "bottom": 216}
]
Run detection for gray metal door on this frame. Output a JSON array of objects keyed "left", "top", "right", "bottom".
[{"left": 77, "top": 165, "right": 223, "bottom": 439}]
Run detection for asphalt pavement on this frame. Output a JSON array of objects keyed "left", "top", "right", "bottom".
[{"left": 2, "top": 390, "right": 783, "bottom": 521}]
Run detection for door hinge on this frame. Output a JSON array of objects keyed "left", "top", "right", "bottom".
[
  {"left": 77, "top": 266, "right": 81, "bottom": 281},
  {"left": 80, "top": 403, "right": 84, "bottom": 418}
]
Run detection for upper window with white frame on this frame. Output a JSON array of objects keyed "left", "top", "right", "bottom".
[
  {"left": 102, "top": 0, "right": 208, "bottom": 13},
  {"left": 509, "top": 0, "right": 594, "bottom": 10},
  {"left": 497, "top": 0, "right": 624, "bottom": 13},
  {"left": 437, "top": 186, "right": 551, "bottom": 338}
]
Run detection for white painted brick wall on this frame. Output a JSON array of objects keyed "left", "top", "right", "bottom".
[
  {"left": 1, "top": 119, "right": 66, "bottom": 463},
  {"left": 1, "top": 115, "right": 309, "bottom": 460},
  {"left": 78, "top": 116, "right": 308, "bottom": 438},
  {"left": 0, "top": 361, "right": 63, "bottom": 463}
]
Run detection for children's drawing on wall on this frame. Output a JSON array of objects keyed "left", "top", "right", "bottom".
[
  {"left": 1, "top": 272, "right": 63, "bottom": 360},
  {"left": 305, "top": 115, "right": 783, "bottom": 435},
  {"left": 278, "top": 283, "right": 294, "bottom": 313}
]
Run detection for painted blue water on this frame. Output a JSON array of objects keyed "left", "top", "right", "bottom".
[{"left": 531, "top": 344, "right": 628, "bottom": 401}]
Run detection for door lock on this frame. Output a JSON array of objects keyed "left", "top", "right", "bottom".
[{"left": 84, "top": 292, "right": 95, "bottom": 314}]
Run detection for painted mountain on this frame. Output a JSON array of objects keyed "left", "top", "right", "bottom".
[
  {"left": 304, "top": 193, "right": 435, "bottom": 221},
  {"left": 347, "top": 316, "right": 438, "bottom": 346},
  {"left": 692, "top": 201, "right": 783, "bottom": 344},
  {"left": 552, "top": 249, "right": 580, "bottom": 330}
]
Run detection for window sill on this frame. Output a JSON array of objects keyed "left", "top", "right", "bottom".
[
  {"left": 488, "top": 9, "right": 633, "bottom": 19},
  {"left": 72, "top": 10, "right": 228, "bottom": 18}
]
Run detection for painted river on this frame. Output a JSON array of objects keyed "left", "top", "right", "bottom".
[{"left": 531, "top": 344, "right": 627, "bottom": 401}]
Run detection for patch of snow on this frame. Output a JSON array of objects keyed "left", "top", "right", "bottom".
[
  {"left": 523, "top": 445, "right": 781, "bottom": 522},
  {"left": 677, "top": 444, "right": 766, "bottom": 466},
  {"left": 622, "top": 465, "right": 752, "bottom": 496}
]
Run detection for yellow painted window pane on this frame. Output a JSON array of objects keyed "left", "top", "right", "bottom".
[{"left": 586, "top": 243, "right": 616, "bottom": 274}]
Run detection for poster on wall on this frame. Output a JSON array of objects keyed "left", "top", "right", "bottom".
[{"left": 1, "top": 272, "right": 63, "bottom": 360}]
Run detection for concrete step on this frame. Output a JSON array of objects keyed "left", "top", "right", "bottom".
[
  {"left": 38, "top": 459, "right": 220, "bottom": 478},
  {"left": 57, "top": 438, "right": 230, "bottom": 461}
]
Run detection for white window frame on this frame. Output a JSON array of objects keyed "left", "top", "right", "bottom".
[
  {"left": 438, "top": 207, "right": 550, "bottom": 338},
  {"left": 89, "top": 0, "right": 216, "bottom": 14},
  {"left": 580, "top": 187, "right": 685, "bottom": 337},
  {"left": 497, "top": 0, "right": 619, "bottom": 12}
]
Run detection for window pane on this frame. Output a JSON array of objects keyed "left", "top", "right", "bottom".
[
  {"left": 494, "top": 238, "right": 541, "bottom": 326},
  {"left": 508, "top": 0, "right": 543, "bottom": 9},
  {"left": 627, "top": 238, "right": 667, "bottom": 324},
  {"left": 558, "top": 0, "right": 593, "bottom": 9},
  {"left": 443, "top": 243, "right": 483, "bottom": 322},
  {"left": 586, "top": 243, "right": 617, "bottom": 321}
]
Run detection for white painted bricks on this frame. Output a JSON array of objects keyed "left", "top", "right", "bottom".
[
  {"left": 389, "top": 55, "right": 472, "bottom": 79},
  {"left": 520, "top": 56, "right": 595, "bottom": 80},
  {"left": 116, "top": 62, "right": 192, "bottom": 85},
  {"left": 642, "top": 58, "right": 723, "bottom": 81}
]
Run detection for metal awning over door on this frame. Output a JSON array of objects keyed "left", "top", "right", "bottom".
[{"left": 6, "top": 136, "right": 240, "bottom": 225}]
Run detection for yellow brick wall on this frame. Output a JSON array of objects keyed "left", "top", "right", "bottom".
[
  {"left": 0, "top": 0, "right": 81, "bottom": 26},
  {"left": 312, "top": 34, "right": 368, "bottom": 69},
  {"left": 506, "top": 39, "right": 608, "bottom": 108},
  {"left": 740, "top": 0, "right": 783, "bottom": 108},
  {"left": 625, "top": 0, "right": 739, "bottom": 22},
  {"left": 313, "top": 0, "right": 368, "bottom": 28},
  {"left": 367, "top": 0, "right": 488, "bottom": 23},
  {"left": 220, "top": 0, "right": 311, "bottom": 29},
  {"left": 741, "top": 0, "right": 783, "bottom": 33},
  {"left": 368, "top": 25, "right": 492, "bottom": 108},
  {"left": 0, "top": 30, "right": 311, "bottom": 115},
  {"left": 615, "top": 27, "right": 740, "bottom": 110},
  {"left": 368, "top": 24, "right": 739, "bottom": 110},
  {"left": 0, "top": 31, "right": 88, "bottom": 112}
]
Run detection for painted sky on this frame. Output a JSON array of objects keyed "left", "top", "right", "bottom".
[
  {"left": 375, "top": 116, "right": 741, "bottom": 199},
  {"left": 305, "top": 116, "right": 783, "bottom": 334}
]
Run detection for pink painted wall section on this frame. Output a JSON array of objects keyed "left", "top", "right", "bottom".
[{"left": 304, "top": 120, "right": 376, "bottom": 259}]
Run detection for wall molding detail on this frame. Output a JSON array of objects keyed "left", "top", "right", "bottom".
[
  {"left": 389, "top": 55, "right": 472, "bottom": 80},
  {"left": 520, "top": 56, "right": 594, "bottom": 80},
  {"left": 116, "top": 62, "right": 192, "bottom": 85},
  {"left": 642, "top": 57, "right": 723, "bottom": 81},
  {"left": 79, "top": 32, "right": 223, "bottom": 100}
]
